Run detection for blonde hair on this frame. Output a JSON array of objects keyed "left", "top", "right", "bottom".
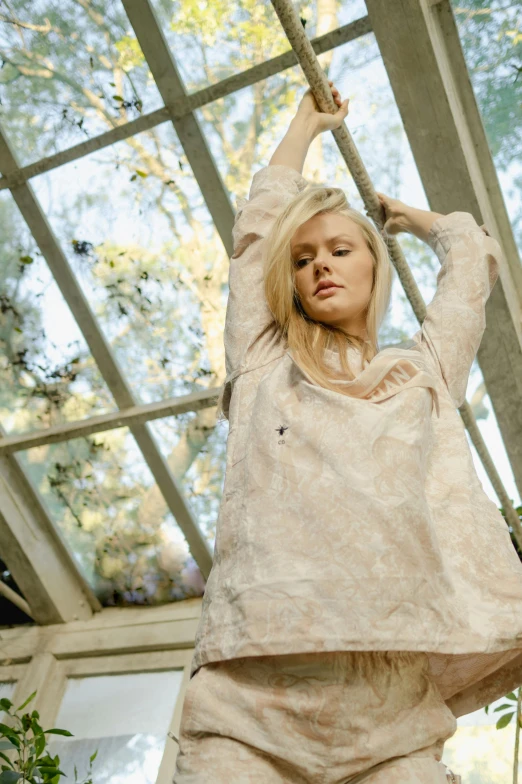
[{"left": 217, "top": 184, "right": 393, "bottom": 420}]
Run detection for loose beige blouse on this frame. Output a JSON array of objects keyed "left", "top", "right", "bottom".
[{"left": 190, "top": 164, "right": 522, "bottom": 718}]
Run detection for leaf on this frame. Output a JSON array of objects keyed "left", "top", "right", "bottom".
[
  {"left": 34, "top": 734, "right": 45, "bottom": 757},
  {"left": 37, "top": 767, "right": 66, "bottom": 776},
  {"left": 0, "top": 755, "right": 13, "bottom": 769},
  {"left": 43, "top": 729, "right": 73, "bottom": 737},
  {"left": 505, "top": 692, "right": 518, "bottom": 701},
  {"left": 16, "top": 691, "right": 36, "bottom": 712},
  {"left": 496, "top": 711, "right": 514, "bottom": 729},
  {"left": 494, "top": 703, "right": 514, "bottom": 711},
  {"left": 0, "top": 772, "right": 22, "bottom": 783},
  {"left": 19, "top": 256, "right": 33, "bottom": 265},
  {"left": 0, "top": 701, "right": 12, "bottom": 713},
  {"left": 89, "top": 750, "right": 97, "bottom": 763},
  {"left": 0, "top": 744, "right": 14, "bottom": 753},
  {"left": 112, "top": 95, "right": 124, "bottom": 101},
  {"left": 135, "top": 170, "right": 148, "bottom": 178}
]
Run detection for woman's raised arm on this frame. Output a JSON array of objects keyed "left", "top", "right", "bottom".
[
  {"left": 379, "top": 193, "right": 501, "bottom": 409},
  {"left": 224, "top": 83, "right": 349, "bottom": 385}
]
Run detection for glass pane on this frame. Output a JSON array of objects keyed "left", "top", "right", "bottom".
[
  {"left": 149, "top": 413, "right": 228, "bottom": 544},
  {"left": 31, "top": 121, "right": 227, "bottom": 406},
  {"left": 0, "top": 191, "right": 118, "bottom": 436},
  {"left": 0, "top": 682, "right": 15, "bottom": 721},
  {"left": 152, "top": 0, "right": 367, "bottom": 94},
  {"left": 18, "top": 427, "right": 206, "bottom": 606},
  {"left": 443, "top": 693, "right": 522, "bottom": 782},
  {"left": 451, "top": 1, "right": 522, "bottom": 255},
  {"left": 50, "top": 670, "right": 183, "bottom": 784},
  {"left": 0, "top": 1, "right": 163, "bottom": 165}
]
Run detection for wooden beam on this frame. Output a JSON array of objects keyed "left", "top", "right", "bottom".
[
  {"left": 365, "top": 0, "right": 522, "bottom": 500},
  {"left": 0, "top": 600, "right": 202, "bottom": 663},
  {"left": 0, "top": 445, "right": 98, "bottom": 625},
  {"left": 0, "top": 387, "right": 220, "bottom": 455}
]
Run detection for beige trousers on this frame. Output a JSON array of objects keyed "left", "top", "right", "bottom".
[{"left": 173, "top": 651, "right": 459, "bottom": 784}]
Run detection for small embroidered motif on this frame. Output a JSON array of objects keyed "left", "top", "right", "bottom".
[{"left": 276, "top": 425, "right": 288, "bottom": 445}]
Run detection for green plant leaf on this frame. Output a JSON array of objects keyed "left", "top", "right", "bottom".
[
  {"left": 34, "top": 734, "right": 45, "bottom": 758},
  {"left": 494, "top": 703, "right": 514, "bottom": 711},
  {"left": 0, "top": 728, "right": 19, "bottom": 749},
  {"left": 0, "top": 701, "right": 12, "bottom": 713},
  {"left": 505, "top": 692, "right": 518, "bottom": 701},
  {"left": 497, "top": 711, "right": 514, "bottom": 729},
  {"left": 38, "top": 766, "right": 66, "bottom": 776},
  {"left": 19, "top": 256, "right": 33, "bottom": 265},
  {"left": 89, "top": 750, "right": 97, "bottom": 763},
  {"left": 16, "top": 692, "right": 36, "bottom": 712},
  {"left": 0, "top": 745, "right": 14, "bottom": 753},
  {"left": 44, "top": 728, "right": 73, "bottom": 737},
  {"left": 0, "top": 772, "right": 22, "bottom": 783},
  {"left": 0, "top": 754, "right": 13, "bottom": 768}
]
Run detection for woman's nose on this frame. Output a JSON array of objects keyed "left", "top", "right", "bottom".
[{"left": 314, "top": 259, "right": 331, "bottom": 273}]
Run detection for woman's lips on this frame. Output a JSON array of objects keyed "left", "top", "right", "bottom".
[{"left": 315, "top": 285, "right": 341, "bottom": 297}]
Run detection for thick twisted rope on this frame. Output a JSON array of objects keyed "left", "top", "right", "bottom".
[{"left": 270, "top": 0, "right": 522, "bottom": 547}]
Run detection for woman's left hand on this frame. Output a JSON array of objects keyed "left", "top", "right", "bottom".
[
  {"left": 375, "top": 192, "right": 411, "bottom": 234},
  {"left": 295, "top": 80, "right": 349, "bottom": 137}
]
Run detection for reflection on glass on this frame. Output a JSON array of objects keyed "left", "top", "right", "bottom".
[
  {"left": 31, "top": 122, "right": 227, "bottom": 407},
  {"left": 19, "top": 427, "right": 206, "bottom": 606},
  {"left": 0, "top": 191, "right": 117, "bottom": 435},
  {"left": 50, "top": 671, "right": 182, "bottom": 784},
  {"left": 0, "top": 0, "right": 163, "bottom": 165}
]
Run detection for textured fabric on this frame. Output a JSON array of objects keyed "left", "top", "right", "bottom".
[
  {"left": 174, "top": 651, "right": 457, "bottom": 783},
  {"left": 191, "top": 164, "right": 522, "bottom": 717}
]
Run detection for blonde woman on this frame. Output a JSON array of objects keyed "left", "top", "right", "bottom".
[{"left": 173, "top": 83, "right": 522, "bottom": 784}]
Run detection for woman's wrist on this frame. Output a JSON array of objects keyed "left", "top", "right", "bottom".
[
  {"left": 401, "top": 205, "right": 445, "bottom": 243},
  {"left": 268, "top": 115, "right": 316, "bottom": 174}
]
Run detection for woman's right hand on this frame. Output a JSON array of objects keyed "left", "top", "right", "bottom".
[{"left": 294, "top": 80, "right": 349, "bottom": 137}]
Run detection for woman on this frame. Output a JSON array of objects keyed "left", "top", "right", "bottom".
[{"left": 173, "top": 83, "right": 522, "bottom": 783}]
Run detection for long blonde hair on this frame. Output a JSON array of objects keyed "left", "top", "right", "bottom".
[{"left": 217, "top": 184, "right": 393, "bottom": 419}]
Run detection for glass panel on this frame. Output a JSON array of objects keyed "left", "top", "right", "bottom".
[
  {"left": 152, "top": 0, "right": 367, "bottom": 94},
  {"left": 18, "top": 427, "right": 206, "bottom": 606},
  {"left": 50, "top": 670, "right": 183, "bottom": 784},
  {"left": 149, "top": 413, "right": 228, "bottom": 543},
  {"left": 31, "top": 121, "right": 227, "bottom": 406},
  {"left": 443, "top": 693, "right": 521, "bottom": 782},
  {"left": 0, "top": 682, "right": 15, "bottom": 721},
  {"left": 451, "top": 1, "right": 522, "bottom": 255},
  {"left": 0, "top": 190, "right": 118, "bottom": 435},
  {"left": 0, "top": 1, "right": 163, "bottom": 165}
]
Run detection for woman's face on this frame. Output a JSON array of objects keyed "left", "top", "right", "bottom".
[{"left": 291, "top": 212, "right": 374, "bottom": 337}]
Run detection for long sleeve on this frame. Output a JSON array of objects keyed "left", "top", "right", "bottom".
[
  {"left": 410, "top": 212, "right": 501, "bottom": 409},
  {"left": 224, "top": 164, "right": 309, "bottom": 380}
]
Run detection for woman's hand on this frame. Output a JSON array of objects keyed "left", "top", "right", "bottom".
[
  {"left": 376, "top": 192, "right": 445, "bottom": 243},
  {"left": 294, "top": 80, "right": 349, "bottom": 137},
  {"left": 375, "top": 192, "right": 411, "bottom": 235}
]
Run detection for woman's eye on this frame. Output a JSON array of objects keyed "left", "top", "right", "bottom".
[{"left": 295, "top": 249, "right": 350, "bottom": 268}]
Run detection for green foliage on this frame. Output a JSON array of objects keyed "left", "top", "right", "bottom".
[{"left": 0, "top": 692, "right": 96, "bottom": 783}]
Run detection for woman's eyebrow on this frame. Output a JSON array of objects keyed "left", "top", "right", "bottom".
[{"left": 292, "top": 234, "right": 356, "bottom": 251}]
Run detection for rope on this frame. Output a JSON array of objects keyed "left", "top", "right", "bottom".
[{"left": 270, "top": 0, "right": 522, "bottom": 549}]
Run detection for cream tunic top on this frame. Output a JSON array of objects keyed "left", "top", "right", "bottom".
[{"left": 191, "top": 164, "right": 522, "bottom": 718}]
